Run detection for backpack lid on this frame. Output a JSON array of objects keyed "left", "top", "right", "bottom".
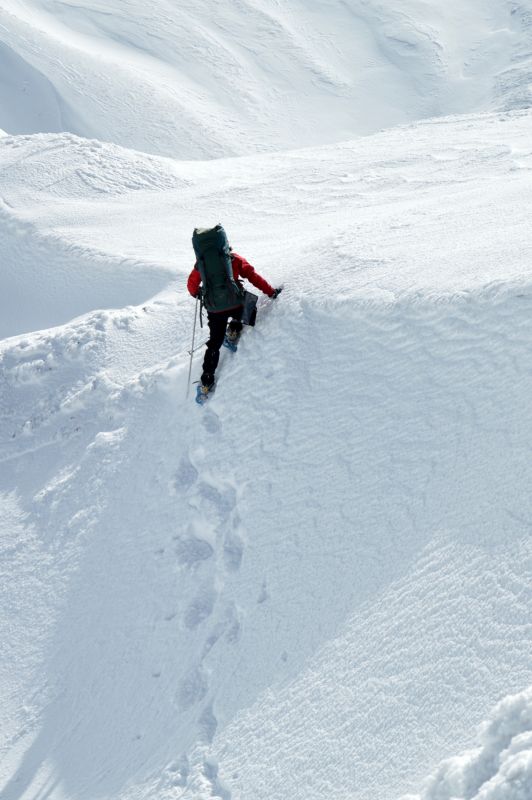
[{"left": 192, "top": 225, "right": 230, "bottom": 262}]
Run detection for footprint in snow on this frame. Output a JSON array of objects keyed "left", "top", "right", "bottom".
[
  {"left": 173, "top": 454, "right": 198, "bottom": 493},
  {"left": 177, "top": 666, "right": 208, "bottom": 710},
  {"left": 175, "top": 534, "right": 214, "bottom": 568},
  {"left": 184, "top": 588, "right": 216, "bottom": 629},
  {"left": 197, "top": 482, "right": 236, "bottom": 525},
  {"left": 223, "top": 530, "right": 244, "bottom": 572},
  {"left": 202, "top": 409, "right": 221, "bottom": 434},
  {"left": 198, "top": 703, "right": 218, "bottom": 744}
]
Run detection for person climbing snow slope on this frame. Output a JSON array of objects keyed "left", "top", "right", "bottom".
[{"left": 188, "top": 225, "right": 282, "bottom": 404}]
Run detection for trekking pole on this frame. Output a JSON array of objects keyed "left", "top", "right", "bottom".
[
  {"left": 187, "top": 338, "right": 208, "bottom": 356},
  {"left": 186, "top": 297, "right": 199, "bottom": 399}
]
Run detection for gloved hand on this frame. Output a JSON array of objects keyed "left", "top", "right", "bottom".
[{"left": 271, "top": 286, "right": 283, "bottom": 299}]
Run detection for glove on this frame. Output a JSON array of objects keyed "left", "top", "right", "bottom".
[{"left": 271, "top": 286, "right": 283, "bottom": 299}]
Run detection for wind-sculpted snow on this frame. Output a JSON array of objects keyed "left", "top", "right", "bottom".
[
  {"left": 1, "top": 111, "right": 532, "bottom": 800},
  {"left": 0, "top": 134, "right": 180, "bottom": 338},
  {"left": 2, "top": 110, "right": 532, "bottom": 340},
  {"left": 1, "top": 0, "right": 532, "bottom": 157},
  {"left": 403, "top": 687, "right": 532, "bottom": 800},
  {"left": 2, "top": 280, "right": 532, "bottom": 800},
  {"left": 205, "top": 285, "right": 532, "bottom": 800}
]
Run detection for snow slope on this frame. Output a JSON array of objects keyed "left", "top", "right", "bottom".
[
  {"left": 1, "top": 0, "right": 532, "bottom": 157},
  {"left": 0, "top": 134, "right": 180, "bottom": 339},
  {"left": 1, "top": 108, "right": 532, "bottom": 800}
]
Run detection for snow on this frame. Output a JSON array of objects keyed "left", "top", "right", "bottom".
[
  {"left": 0, "top": 135, "right": 179, "bottom": 339},
  {"left": 1, "top": 2, "right": 532, "bottom": 800},
  {"left": 2, "top": 111, "right": 532, "bottom": 342},
  {"left": 1, "top": 0, "right": 532, "bottom": 157},
  {"left": 403, "top": 687, "right": 532, "bottom": 800}
]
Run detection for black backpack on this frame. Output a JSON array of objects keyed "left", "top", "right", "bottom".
[{"left": 192, "top": 225, "right": 244, "bottom": 313}]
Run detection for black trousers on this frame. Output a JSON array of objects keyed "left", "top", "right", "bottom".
[{"left": 201, "top": 307, "right": 243, "bottom": 386}]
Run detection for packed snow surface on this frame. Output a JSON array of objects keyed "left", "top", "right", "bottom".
[
  {"left": 1, "top": 1, "right": 532, "bottom": 800},
  {"left": 1, "top": 109, "right": 532, "bottom": 800}
]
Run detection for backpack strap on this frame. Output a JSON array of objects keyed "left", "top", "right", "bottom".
[
  {"left": 195, "top": 258, "right": 208, "bottom": 293},
  {"left": 191, "top": 261, "right": 207, "bottom": 327},
  {"left": 220, "top": 249, "right": 243, "bottom": 297}
]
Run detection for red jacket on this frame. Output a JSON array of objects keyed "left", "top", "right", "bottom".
[{"left": 187, "top": 252, "right": 274, "bottom": 306}]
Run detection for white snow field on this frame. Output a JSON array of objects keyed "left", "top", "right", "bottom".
[
  {"left": 2, "top": 0, "right": 532, "bottom": 157},
  {"left": 1, "top": 110, "right": 532, "bottom": 800},
  {"left": 1, "top": 1, "right": 532, "bottom": 800}
]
